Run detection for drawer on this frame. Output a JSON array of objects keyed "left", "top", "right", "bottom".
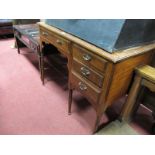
[
  {"left": 73, "top": 44, "right": 107, "bottom": 74},
  {"left": 40, "top": 28, "right": 70, "bottom": 52},
  {"left": 71, "top": 71, "right": 101, "bottom": 108},
  {"left": 72, "top": 60, "right": 104, "bottom": 87}
]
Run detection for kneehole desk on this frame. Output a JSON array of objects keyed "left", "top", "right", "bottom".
[{"left": 38, "top": 22, "right": 155, "bottom": 132}]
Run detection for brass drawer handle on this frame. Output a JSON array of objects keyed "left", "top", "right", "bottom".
[
  {"left": 56, "top": 39, "right": 63, "bottom": 45},
  {"left": 81, "top": 67, "right": 90, "bottom": 76},
  {"left": 83, "top": 54, "right": 92, "bottom": 61},
  {"left": 78, "top": 82, "right": 87, "bottom": 91},
  {"left": 42, "top": 32, "right": 48, "bottom": 36}
]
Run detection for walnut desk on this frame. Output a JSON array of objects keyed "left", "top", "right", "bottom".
[{"left": 38, "top": 22, "right": 155, "bottom": 132}]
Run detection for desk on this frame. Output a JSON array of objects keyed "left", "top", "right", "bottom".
[
  {"left": 13, "top": 24, "right": 39, "bottom": 53},
  {"left": 13, "top": 24, "right": 41, "bottom": 76},
  {"left": 38, "top": 22, "right": 155, "bottom": 132}
]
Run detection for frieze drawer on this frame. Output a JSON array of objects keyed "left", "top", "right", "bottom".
[{"left": 40, "top": 28, "right": 70, "bottom": 52}]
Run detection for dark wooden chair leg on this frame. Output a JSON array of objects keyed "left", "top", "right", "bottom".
[{"left": 68, "top": 89, "right": 73, "bottom": 115}]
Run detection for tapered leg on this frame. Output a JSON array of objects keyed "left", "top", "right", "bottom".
[
  {"left": 38, "top": 54, "right": 42, "bottom": 79},
  {"left": 40, "top": 52, "right": 44, "bottom": 85},
  {"left": 15, "top": 38, "right": 20, "bottom": 54},
  {"left": 93, "top": 114, "right": 102, "bottom": 133},
  {"left": 68, "top": 89, "right": 73, "bottom": 115}
]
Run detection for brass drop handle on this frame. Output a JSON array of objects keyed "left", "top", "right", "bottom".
[
  {"left": 56, "top": 39, "right": 63, "bottom": 45},
  {"left": 42, "top": 32, "right": 48, "bottom": 36},
  {"left": 81, "top": 67, "right": 90, "bottom": 76},
  {"left": 83, "top": 54, "right": 92, "bottom": 61},
  {"left": 78, "top": 82, "right": 87, "bottom": 91}
]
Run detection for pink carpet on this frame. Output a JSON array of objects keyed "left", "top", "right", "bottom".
[{"left": 0, "top": 38, "right": 153, "bottom": 134}]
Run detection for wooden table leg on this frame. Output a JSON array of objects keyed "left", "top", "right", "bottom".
[
  {"left": 15, "top": 37, "right": 20, "bottom": 54},
  {"left": 38, "top": 53, "right": 42, "bottom": 79},
  {"left": 68, "top": 89, "right": 73, "bottom": 115},
  {"left": 40, "top": 52, "right": 44, "bottom": 85},
  {"left": 93, "top": 113, "right": 103, "bottom": 133},
  {"left": 120, "top": 75, "right": 142, "bottom": 122}
]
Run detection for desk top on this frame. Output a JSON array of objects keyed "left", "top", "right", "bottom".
[
  {"left": 39, "top": 22, "right": 155, "bottom": 63},
  {"left": 45, "top": 19, "right": 155, "bottom": 53},
  {"left": 13, "top": 24, "right": 39, "bottom": 44},
  {"left": 45, "top": 19, "right": 124, "bottom": 53}
]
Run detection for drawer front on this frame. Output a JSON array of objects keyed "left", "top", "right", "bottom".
[
  {"left": 71, "top": 72, "right": 101, "bottom": 107},
  {"left": 40, "top": 28, "right": 69, "bottom": 52},
  {"left": 73, "top": 44, "right": 107, "bottom": 74},
  {"left": 72, "top": 60, "right": 104, "bottom": 87}
]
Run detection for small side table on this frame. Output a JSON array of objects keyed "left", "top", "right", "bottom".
[
  {"left": 120, "top": 65, "right": 155, "bottom": 132},
  {"left": 13, "top": 24, "right": 42, "bottom": 79}
]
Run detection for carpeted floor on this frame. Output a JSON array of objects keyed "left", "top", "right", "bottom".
[{"left": 0, "top": 38, "right": 153, "bottom": 134}]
